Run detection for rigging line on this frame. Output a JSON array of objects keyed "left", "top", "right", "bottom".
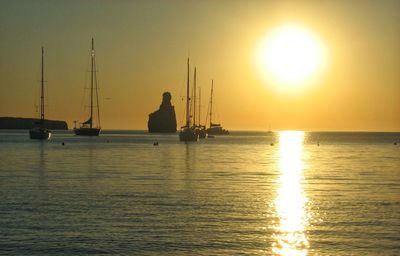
[
  {"left": 94, "top": 53, "right": 101, "bottom": 128},
  {"left": 178, "top": 60, "right": 187, "bottom": 127},
  {"left": 189, "top": 68, "right": 194, "bottom": 127},
  {"left": 80, "top": 50, "right": 91, "bottom": 121}
]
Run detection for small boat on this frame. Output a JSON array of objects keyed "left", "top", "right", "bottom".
[
  {"left": 30, "top": 127, "right": 51, "bottom": 140},
  {"left": 207, "top": 123, "right": 229, "bottom": 135},
  {"left": 196, "top": 125, "right": 207, "bottom": 139},
  {"left": 206, "top": 80, "right": 229, "bottom": 135},
  {"left": 179, "top": 58, "right": 198, "bottom": 142},
  {"left": 30, "top": 47, "right": 51, "bottom": 140},
  {"left": 74, "top": 38, "right": 101, "bottom": 136}
]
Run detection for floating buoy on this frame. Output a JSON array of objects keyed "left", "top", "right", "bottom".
[
  {"left": 153, "top": 142, "right": 159, "bottom": 146},
  {"left": 61, "top": 142, "right": 65, "bottom": 146}
]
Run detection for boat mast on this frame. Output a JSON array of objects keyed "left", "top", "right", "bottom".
[
  {"left": 193, "top": 67, "right": 197, "bottom": 127},
  {"left": 40, "top": 47, "right": 45, "bottom": 123},
  {"left": 186, "top": 58, "right": 190, "bottom": 128},
  {"left": 209, "top": 80, "right": 213, "bottom": 127},
  {"left": 90, "top": 38, "right": 94, "bottom": 128},
  {"left": 198, "top": 87, "right": 201, "bottom": 127}
]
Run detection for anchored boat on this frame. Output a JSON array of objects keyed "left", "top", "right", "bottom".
[
  {"left": 74, "top": 38, "right": 101, "bottom": 136},
  {"left": 206, "top": 80, "right": 229, "bottom": 136},
  {"left": 29, "top": 47, "right": 51, "bottom": 140},
  {"left": 179, "top": 58, "right": 198, "bottom": 142}
]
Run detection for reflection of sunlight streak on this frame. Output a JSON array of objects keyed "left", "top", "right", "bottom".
[{"left": 272, "top": 131, "right": 309, "bottom": 255}]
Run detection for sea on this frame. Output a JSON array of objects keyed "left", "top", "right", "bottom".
[{"left": 0, "top": 130, "right": 399, "bottom": 255}]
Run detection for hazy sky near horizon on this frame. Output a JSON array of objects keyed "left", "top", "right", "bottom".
[{"left": 0, "top": 0, "right": 399, "bottom": 131}]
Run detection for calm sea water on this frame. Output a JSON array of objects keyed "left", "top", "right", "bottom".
[{"left": 0, "top": 130, "right": 399, "bottom": 255}]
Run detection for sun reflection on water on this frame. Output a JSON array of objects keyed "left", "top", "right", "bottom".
[{"left": 272, "top": 131, "right": 309, "bottom": 256}]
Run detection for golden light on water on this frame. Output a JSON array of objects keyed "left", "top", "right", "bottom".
[{"left": 272, "top": 131, "right": 309, "bottom": 255}]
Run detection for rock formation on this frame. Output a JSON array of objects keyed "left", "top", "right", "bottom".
[
  {"left": 148, "top": 92, "right": 177, "bottom": 133},
  {"left": 0, "top": 117, "right": 68, "bottom": 130}
]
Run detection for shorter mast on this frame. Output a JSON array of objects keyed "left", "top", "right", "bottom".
[
  {"left": 209, "top": 80, "right": 214, "bottom": 127},
  {"left": 198, "top": 87, "right": 201, "bottom": 127},
  {"left": 193, "top": 67, "right": 197, "bottom": 127}
]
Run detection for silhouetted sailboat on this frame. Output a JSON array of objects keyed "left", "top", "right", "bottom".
[
  {"left": 191, "top": 67, "right": 206, "bottom": 139},
  {"left": 179, "top": 58, "right": 198, "bottom": 142},
  {"left": 29, "top": 47, "right": 51, "bottom": 140},
  {"left": 206, "top": 80, "right": 229, "bottom": 135},
  {"left": 74, "top": 38, "right": 101, "bottom": 136}
]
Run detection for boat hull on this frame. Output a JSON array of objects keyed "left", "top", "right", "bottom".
[
  {"left": 196, "top": 128, "right": 207, "bottom": 139},
  {"left": 206, "top": 126, "right": 229, "bottom": 135},
  {"left": 74, "top": 127, "right": 101, "bottom": 136},
  {"left": 29, "top": 128, "right": 51, "bottom": 140},
  {"left": 179, "top": 128, "right": 198, "bottom": 142}
]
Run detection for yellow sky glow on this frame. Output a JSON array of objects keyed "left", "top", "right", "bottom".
[{"left": 0, "top": 1, "right": 399, "bottom": 131}]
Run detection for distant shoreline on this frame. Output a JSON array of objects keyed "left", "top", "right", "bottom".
[{"left": 0, "top": 117, "right": 68, "bottom": 130}]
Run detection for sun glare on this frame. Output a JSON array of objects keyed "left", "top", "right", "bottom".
[{"left": 256, "top": 25, "right": 326, "bottom": 89}]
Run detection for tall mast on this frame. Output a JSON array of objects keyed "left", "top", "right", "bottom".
[
  {"left": 90, "top": 38, "right": 94, "bottom": 128},
  {"left": 193, "top": 67, "right": 197, "bottom": 127},
  {"left": 186, "top": 58, "right": 190, "bottom": 128},
  {"left": 209, "top": 80, "right": 213, "bottom": 127},
  {"left": 198, "top": 87, "right": 201, "bottom": 127},
  {"left": 40, "top": 47, "right": 45, "bottom": 122}
]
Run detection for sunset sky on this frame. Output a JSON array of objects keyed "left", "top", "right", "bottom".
[{"left": 0, "top": 0, "right": 399, "bottom": 131}]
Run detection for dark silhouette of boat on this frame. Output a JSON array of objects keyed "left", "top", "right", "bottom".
[
  {"left": 206, "top": 80, "right": 229, "bottom": 136},
  {"left": 30, "top": 47, "right": 51, "bottom": 140},
  {"left": 191, "top": 67, "right": 206, "bottom": 139},
  {"left": 74, "top": 38, "right": 101, "bottom": 136},
  {"left": 179, "top": 58, "right": 198, "bottom": 142}
]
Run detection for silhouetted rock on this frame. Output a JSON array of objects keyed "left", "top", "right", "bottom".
[
  {"left": 148, "top": 92, "right": 177, "bottom": 133},
  {"left": 0, "top": 117, "right": 68, "bottom": 130}
]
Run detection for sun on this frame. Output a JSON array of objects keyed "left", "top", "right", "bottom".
[{"left": 256, "top": 25, "right": 326, "bottom": 89}]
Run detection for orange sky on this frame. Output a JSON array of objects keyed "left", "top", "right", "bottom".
[{"left": 0, "top": 0, "right": 399, "bottom": 131}]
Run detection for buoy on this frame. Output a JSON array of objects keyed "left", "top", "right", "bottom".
[
  {"left": 61, "top": 142, "right": 65, "bottom": 146},
  {"left": 153, "top": 142, "right": 159, "bottom": 146}
]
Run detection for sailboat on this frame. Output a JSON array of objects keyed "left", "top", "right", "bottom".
[
  {"left": 74, "top": 38, "right": 101, "bottom": 136},
  {"left": 179, "top": 58, "right": 198, "bottom": 142},
  {"left": 206, "top": 80, "right": 229, "bottom": 135},
  {"left": 29, "top": 47, "right": 51, "bottom": 140}
]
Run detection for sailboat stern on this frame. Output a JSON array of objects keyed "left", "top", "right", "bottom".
[
  {"left": 179, "top": 127, "right": 198, "bottom": 142},
  {"left": 73, "top": 127, "right": 101, "bottom": 136},
  {"left": 29, "top": 127, "right": 52, "bottom": 140}
]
